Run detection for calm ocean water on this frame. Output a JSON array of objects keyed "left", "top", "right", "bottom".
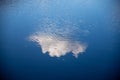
[{"left": 1, "top": 0, "right": 120, "bottom": 80}]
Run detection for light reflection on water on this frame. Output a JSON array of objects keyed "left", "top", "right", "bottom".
[{"left": 0, "top": 0, "right": 120, "bottom": 80}]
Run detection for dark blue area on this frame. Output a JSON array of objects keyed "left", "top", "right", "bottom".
[{"left": 0, "top": 0, "right": 120, "bottom": 80}]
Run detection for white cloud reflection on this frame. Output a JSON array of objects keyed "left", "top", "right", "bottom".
[
  {"left": 30, "top": 33, "right": 87, "bottom": 58},
  {"left": 29, "top": 17, "right": 88, "bottom": 58}
]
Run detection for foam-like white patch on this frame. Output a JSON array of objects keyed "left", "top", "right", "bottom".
[{"left": 30, "top": 33, "right": 87, "bottom": 58}]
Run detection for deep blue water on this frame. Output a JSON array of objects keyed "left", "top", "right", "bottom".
[{"left": 0, "top": 0, "right": 120, "bottom": 80}]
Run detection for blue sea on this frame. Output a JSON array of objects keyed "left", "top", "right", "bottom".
[{"left": 0, "top": 0, "right": 120, "bottom": 80}]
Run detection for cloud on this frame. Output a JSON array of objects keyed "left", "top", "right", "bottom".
[
  {"left": 29, "top": 18, "right": 88, "bottom": 58},
  {"left": 29, "top": 33, "right": 87, "bottom": 58}
]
